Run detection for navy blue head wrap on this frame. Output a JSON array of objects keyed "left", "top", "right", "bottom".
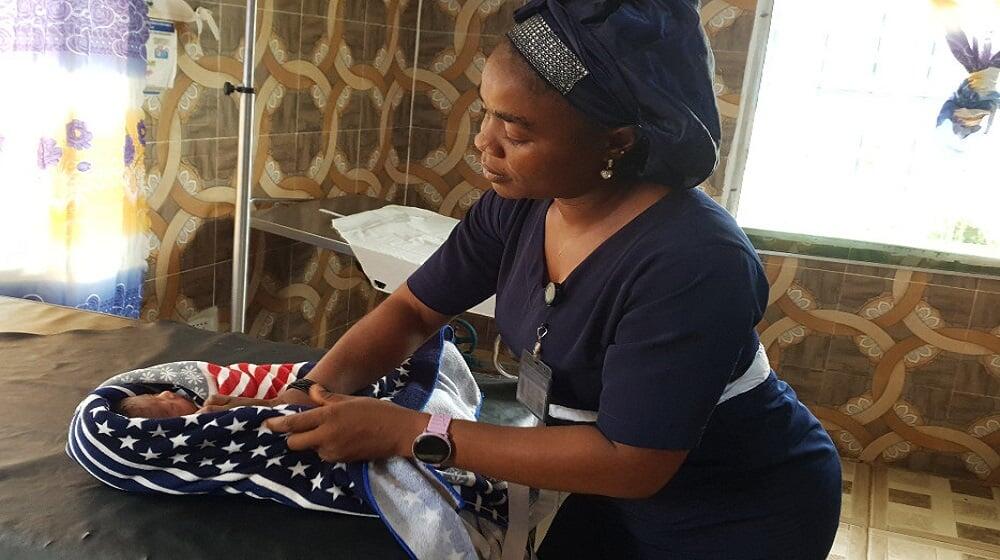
[{"left": 508, "top": 0, "right": 721, "bottom": 189}]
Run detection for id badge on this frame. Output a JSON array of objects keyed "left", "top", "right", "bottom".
[{"left": 517, "top": 350, "right": 553, "bottom": 421}]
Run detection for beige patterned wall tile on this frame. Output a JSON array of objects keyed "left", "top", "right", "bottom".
[
  {"left": 836, "top": 272, "right": 894, "bottom": 314},
  {"left": 480, "top": 1, "right": 525, "bottom": 36},
  {"left": 285, "top": 245, "right": 354, "bottom": 341},
  {"left": 141, "top": 264, "right": 216, "bottom": 324},
  {"left": 714, "top": 48, "right": 749, "bottom": 105},
  {"left": 213, "top": 137, "right": 239, "bottom": 192},
  {"left": 399, "top": 0, "right": 468, "bottom": 32},
  {"left": 364, "top": 0, "right": 388, "bottom": 27},
  {"left": 214, "top": 231, "right": 296, "bottom": 317},
  {"left": 900, "top": 383, "right": 954, "bottom": 429},
  {"left": 928, "top": 273, "right": 980, "bottom": 291},
  {"left": 955, "top": 360, "right": 1000, "bottom": 397},
  {"left": 820, "top": 371, "right": 873, "bottom": 410},
  {"left": 324, "top": 19, "right": 369, "bottom": 131},
  {"left": 846, "top": 263, "right": 898, "bottom": 279},
  {"left": 797, "top": 257, "right": 850, "bottom": 274},
  {"left": 778, "top": 364, "right": 825, "bottom": 404},
  {"left": 398, "top": 0, "right": 422, "bottom": 30},
  {"left": 350, "top": 127, "right": 404, "bottom": 200},
  {"left": 978, "top": 278, "right": 1000, "bottom": 295},
  {"left": 913, "top": 354, "right": 979, "bottom": 392},
  {"left": 218, "top": 0, "right": 246, "bottom": 10},
  {"left": 230, "top": 235, "right": 296, "bottom": 340},
  {"left": 780, "top": 333, "right": 833, "bottom": 371},
  {"left": 796, "top": 267, "right": 847, "bottom": 309},
  {"left": 705, "top": 6, "right": 756, "bottom": 53},
  {"left": 178, "top": 218, "right": 217, "bottom": 274},
  {"left": 969, "top": 291, "right": 1000, "bottom": 333},
  {"left": 255, "top": 133, "right": 299, "bottom": 195},
  {"left": 922, "top": 285, "right": 976, "bottom": 330},
  {"left": 243, "top": 11, "right": 304, "bottom": 129},
  {"left": 346, "top": 271, "right": 383, "bottom": 325},
  {"left": 292, "top": 130, "right": 350, "bottom": 196},
  {"left": 404, "top": 0, "right": 521, "bottom": 35},
  {"left": 701, "top": 3, "right": 756, "bottom": 199},
  {"left": 213, "top": 260, "right": 234, "bottom": 320},
  {"left": 294, "top": 18, "right": 329, "bottom": 133},
  {"left": 758, "top": 253, "right": 1000, "bottom": 481},
  {"left": 314, "top": 323, "right": 349, "bottom": 349},
  {"left": 949, "top": 392, "right": 1000, "bottom": 429},
  {"left": 267, "top": 0, "right": 303, "bottom": 15},
  {"left": 399, "top": 10, "right": 500, "bottom": 216},
  {"left": 316, "top": 0, "right": 365, "bottom": 22},
  {"left": 898, "top": 452, "right": 979, "bottom": 483},
  {"left": 355, "top": 22, "right": 394, "bottom": 130},
  {"left": 714, "top": 49, "right": 747, "bottom": 98},
  {"left": 144, "top": 139, "right": 230, "bottom": 300}
]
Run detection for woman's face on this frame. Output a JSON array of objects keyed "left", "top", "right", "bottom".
[{"left": 475, "top": 47, "right": 611, "bottom": 200}]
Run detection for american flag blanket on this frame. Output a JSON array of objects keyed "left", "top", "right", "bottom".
[{"left": 67, "top": 330, "right": 518, "bottom": 559}]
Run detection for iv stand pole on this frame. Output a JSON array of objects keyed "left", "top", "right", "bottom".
[{"left": 227, "top": 0, "right": 258, "bottom": 333}]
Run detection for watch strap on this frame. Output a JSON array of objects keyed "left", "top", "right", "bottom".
[
  {"left": 426, "top": 413, "right": 452, "bottom": 436},
  {"left": 286, "top": 378, "right": 317, "bottom": 394}
]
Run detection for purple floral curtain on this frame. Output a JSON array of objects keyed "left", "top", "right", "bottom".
[{"left": 0, "top": 0, "right": 151, "bottom": 318}]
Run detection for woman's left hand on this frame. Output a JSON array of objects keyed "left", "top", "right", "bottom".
[{"left": 264, "top": 384, "right": 427, "bottom": 463}]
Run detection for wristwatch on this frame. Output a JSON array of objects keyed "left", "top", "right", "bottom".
[
  {"left": 286, "top": 378, "right": 317, "bottom": 394},
  {"left": 412, "top": 414, "right": 453, "bottom": 466}
]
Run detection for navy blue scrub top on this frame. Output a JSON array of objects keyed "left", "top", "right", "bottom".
[
  {"left": 408, "top": 188, "right": 840, "bottom": 557},
  {"left": 410, "top": 187, "right": 767, "bottom": 447}
]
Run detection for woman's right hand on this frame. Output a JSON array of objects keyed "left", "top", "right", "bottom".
[
  {"left": 197, "top": 387, "right": 317, "bottom": 413},
  {"left": 275, "top": 387, "right": 319, "bottom": 407}
]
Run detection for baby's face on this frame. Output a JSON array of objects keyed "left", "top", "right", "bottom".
[{"left": 120, "top": 391, "right": 199, "bottom": 418}]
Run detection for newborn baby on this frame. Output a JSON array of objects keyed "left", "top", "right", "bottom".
[
  {"left": 117, "top": 390, "right": 200, "bottom": 418},
  {"left": 108, "top": 360, "right": 319, "bottom": 419}
]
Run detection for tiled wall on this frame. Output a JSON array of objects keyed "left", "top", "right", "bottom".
[
  {"left": 140, "top": 0, "right": 1000, "bottom": 482},
  {"left": 139, "top": 0, "right": 752, "bottom": 336},
  {"left": 140, "top": 0, "right": 419, "bottom": 341},
  {"left": 762, "top": 256, "right": 1000, "bottom": 482}
]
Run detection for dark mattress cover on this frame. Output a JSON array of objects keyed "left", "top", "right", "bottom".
[{"left": 0, "top": 321, "right": 530, "bottom": 559}]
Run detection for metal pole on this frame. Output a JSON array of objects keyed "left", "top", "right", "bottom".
[{"left": 230, "top": 0, "right": 258, "bottom": 333}]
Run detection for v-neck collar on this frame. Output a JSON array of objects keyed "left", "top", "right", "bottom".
[{"left": 536, "top": 189, "right": 678, "bottom": 288}]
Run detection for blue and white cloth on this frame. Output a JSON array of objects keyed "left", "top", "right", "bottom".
[{"left": 68, "top": 331, "right": 536, "bottom": 559}]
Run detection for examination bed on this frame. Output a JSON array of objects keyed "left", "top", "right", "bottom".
[{"left": 0, "top": 297, "right": 530, "bottom": 559}]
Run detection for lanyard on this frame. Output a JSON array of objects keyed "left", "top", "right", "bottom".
[
  {"left": 531, "top": 281, "right": 562, "bottom": 359},
  {"left": 517, "top": 281, "right": 562, "bottom": 421}
]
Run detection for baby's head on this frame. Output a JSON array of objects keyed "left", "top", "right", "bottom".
[{"left": 118, "top": 391, "right": 199, "bottom": 418}]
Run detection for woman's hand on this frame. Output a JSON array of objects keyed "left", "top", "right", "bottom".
[
  {"left": 198, "top": 394, "right": 278, "bottom": 413},
  {"left": 197, "top": 384, "right": 319, "bottom": 413},
  {"left": 265, "top": 384, "right": 428, "bottom": 463}
]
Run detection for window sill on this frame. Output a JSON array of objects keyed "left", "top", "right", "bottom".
[{"left": 744, "top": 228, "right": 1000, "bottom": 280}]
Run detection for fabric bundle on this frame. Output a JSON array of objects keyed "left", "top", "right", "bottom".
[{"left": 68, "top": 331, "right": 528, "bottom": 559}]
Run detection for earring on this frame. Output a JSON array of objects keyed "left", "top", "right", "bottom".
[{"left": 600, "top": 158, "right": 615, "bottom": 180}]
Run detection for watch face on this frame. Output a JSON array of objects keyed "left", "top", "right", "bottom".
[{"left": 413, "top": 434, "right": 451, "bottom": 465}]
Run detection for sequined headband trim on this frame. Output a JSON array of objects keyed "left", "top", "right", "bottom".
[{"left": 507, "top": 14, "right": 589, "bottom": 95}]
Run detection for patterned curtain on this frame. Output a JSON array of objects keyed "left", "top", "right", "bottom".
[{"left": 0, "top": 0, "right": 150, "bottom": 318}]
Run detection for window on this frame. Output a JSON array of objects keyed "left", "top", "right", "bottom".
[{"left": 728, "top": 0, "right": 1000, "bottom": 261}]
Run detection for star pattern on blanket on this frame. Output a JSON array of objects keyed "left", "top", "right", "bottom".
[
  {"left": 69, "top": 334, "right": 505, "bottom": 559},
  {"left": 76, "top": 396, "right": 366, "bottom": 513}
]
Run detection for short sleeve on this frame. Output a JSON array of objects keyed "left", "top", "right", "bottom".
[
  {"left": 407, "top": 189, "right": 512, "bottom": 316},
  {"left": 596, "top": 245, "right": 768, "bottom": 450}
]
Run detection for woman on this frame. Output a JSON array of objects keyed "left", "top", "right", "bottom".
[{"left": 207, "top": 1, "right": 842, "bottom": 557}]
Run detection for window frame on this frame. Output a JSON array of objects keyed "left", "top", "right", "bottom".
[{"left": 722, "top": 0, "right": 1000, "bottom": 278}]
